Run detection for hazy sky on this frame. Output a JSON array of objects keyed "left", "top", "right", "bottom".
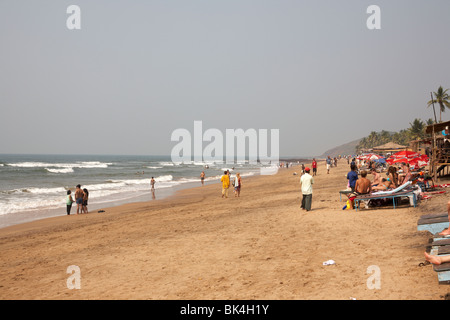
[{"left": 1, "top": 0, "right": 449, "bottom": 157}]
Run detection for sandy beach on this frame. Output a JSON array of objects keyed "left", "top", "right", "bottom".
[{"left": 0, "top": 160, "right": 449, "bottom": 300}]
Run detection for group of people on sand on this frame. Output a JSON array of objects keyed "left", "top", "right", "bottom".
[
  {"left": 220, "top": 170, "right": 241, "bottom": 198},
  {"left": 66, "top": 184, "right": 89, "bottom": 215},
  {"left": 346, "top": 161, "right": 414, "bottom": 195},
  {"left": 326, "top": 156, "right": 339, "bottom": 174}
]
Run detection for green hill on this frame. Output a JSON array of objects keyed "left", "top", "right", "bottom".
[{"left": 318, "top": 138, "right": 362, "bottom": 158}]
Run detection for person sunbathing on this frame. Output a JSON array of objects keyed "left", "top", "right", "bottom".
[
  {"left": 424, "top": 252, "right": 450, "bottom": 266},
  {"left": 387, "top": 166, "right": 399, "bottom": 188},
  {"left": 398, "top": 163, "right": 412, "bottom": 185},
  {"left": 422, "top": 202, "right": 450, "bottom": 265},
  {"left": 371, "top": 178, "right": 392, "bottom": 191},
  {"left": 370, "top": 168, "right": 381, "bottom": 186},
  {"left": 438, "top": 200, "right": 450, "bottom": 236}
]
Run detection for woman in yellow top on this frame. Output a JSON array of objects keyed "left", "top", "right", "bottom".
[{"left": 221, "top": 171, "right": 230, "bottom": 198}]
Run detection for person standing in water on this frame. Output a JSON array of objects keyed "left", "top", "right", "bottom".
[
  {"left": 82, "top": 188, "right": 89, "bottom": 213},
  {"left": 66, "top": 190, "right": 74, "bottom": 215},
  {"left": 75, "top": 184, "right": 84, "bottom": 214},
  {"left": 200, "top": 171, "right": 205, "bottom": 185},
  {"left": 150, "top": 177, "right": 156, "bottom": 190}
]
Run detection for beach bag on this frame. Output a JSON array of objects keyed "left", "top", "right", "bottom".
[{"left": 342, "top": 199, "right": 353, "bottom": 210}]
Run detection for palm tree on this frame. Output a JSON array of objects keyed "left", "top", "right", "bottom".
[
  {"left": 409, "top": 118, "right": 425, "bottom": 140},
  {"left": 428, "top": 86, "right": 450, "bottom": 122},
  {"left": 380, "top": 130, "right": 391, "bottom": 144}
]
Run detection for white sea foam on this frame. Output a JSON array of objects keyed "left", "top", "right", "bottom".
[
  {"left": 46, "top": 168, "right": 74, "bottom": 174},
  {"left": 0, "top": 155, "right": 261, "bottom": 218},
  {"left": 159, "top": 162, "right": 175, "bottom": 166},
  {"left": 8, "top": 161, "right": 112, "bottom": 169}
]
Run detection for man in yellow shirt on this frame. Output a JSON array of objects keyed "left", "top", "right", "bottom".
[{"left": 221, "top": 171, "right": 230, "bottom": 198}]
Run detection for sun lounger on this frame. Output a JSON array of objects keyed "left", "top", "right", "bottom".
[
  {"left": 417, "top": 213, "right": 449, "bottom": 235},
  {"left": 353, "top": 190, "right": 417, "bottom": 211},
  {"left": 425, "top": 238, "right": 450, "bottom": 284},
  {"left": 351, "top": 181, "right": 419, "bottom": 211},
  {"left": 370, "top": 181, "right": 412, "bottom": 195}
]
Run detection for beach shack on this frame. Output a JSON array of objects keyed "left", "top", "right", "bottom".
[
  {"left": 425, "top": 120, "right": 450, "bottom": 180},
  {"left": 409, "top": 138, "right": 433, "bottom": 156},
  {"left": 372, "top": 142, "right": 408, "bottom": 157}
]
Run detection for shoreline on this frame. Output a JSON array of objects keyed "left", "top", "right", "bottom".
[
  {"left": 0, "top": 165, "right": 271, "bottom": 233},
  {"left": 0, "top": 167, "right": 265, "bottom": 230},
  {"left": 1, "top": 160, "right": 449, "bottom": 300}
]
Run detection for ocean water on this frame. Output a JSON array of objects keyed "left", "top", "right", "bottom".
[{"left": 0, "top": 154, "right": 269, "bottom": 228}]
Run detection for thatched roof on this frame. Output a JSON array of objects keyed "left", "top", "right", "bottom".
[{"left": 372, "top": 142, "right": 407, "bottom": 151}]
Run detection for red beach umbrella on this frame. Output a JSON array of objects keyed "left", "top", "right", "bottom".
[
  {"left": 368, "top": 154, "right": 383, "bottom": 160},
  {"left": 389, "top": 150, "right": 421, "bottom": 159},
  {"left": 409, "top": 154, "right": 429, "bottom": 169}
]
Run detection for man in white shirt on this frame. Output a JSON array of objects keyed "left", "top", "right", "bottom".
[{"left": 300, "top": 167, "right": 314, "bottom": 211}]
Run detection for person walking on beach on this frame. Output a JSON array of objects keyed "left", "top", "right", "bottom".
[
  {"left": 300, "top": 167, "right": 314, "bottom": 212},
  {"left": 326, "top": 156, "right": 332, "bottom": 174},
  {"left": 82, "top": 188, "right": 89, "bottom": 214},
  {"left": 221, "top": 171, "right": 230, "bottom": 198},
  {"left": 200, "top": 171, "right": 205, "bottom": 185},
  {"left": 234, "top": 173, "right": 241, "bottom": 197},
  {"left": 66, "top": 190, "right": 74, "bottom": 215},
  {"left": 312, "top": 158, "right": 317, "bottom": 176},
  {"left": 75, "top": 184, "right": 84, "bottom": 214}
]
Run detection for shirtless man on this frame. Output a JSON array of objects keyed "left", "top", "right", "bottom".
[
  {"left": 354, "top": 170, "right": 372, "bottom": 194},
  {"left": 370, "top": 168, "right": 381, "bottom": 186},
  {"left": 200, "top": 171, "right": 205, "bottom": 185},
  {"left": 74, "top": 184, "right": 84, "bottom": 214}
]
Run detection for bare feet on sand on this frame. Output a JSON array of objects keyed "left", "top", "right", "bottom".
[{"left": 424, "top": 252, "right": 443, "bottom": 265}]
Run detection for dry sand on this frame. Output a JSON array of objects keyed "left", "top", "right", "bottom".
[{"left": 0, "top": 160, "right": 449, "bottom": 300}]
